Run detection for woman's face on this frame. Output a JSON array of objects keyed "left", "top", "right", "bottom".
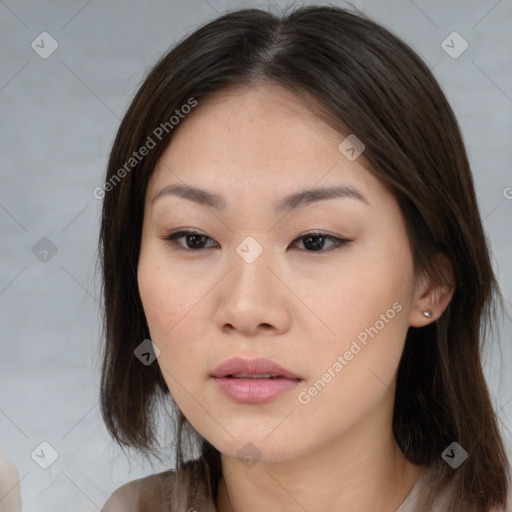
[{"left": 138, "top": 84, "right": 424, "bottom": 464}]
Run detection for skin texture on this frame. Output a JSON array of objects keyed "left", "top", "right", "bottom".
[{"left": 137, "top": 83, "right": 453, "bottom": 512}]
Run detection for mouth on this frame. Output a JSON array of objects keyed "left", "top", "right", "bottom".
[
  {"left": 211, "top": 357, "right": 302, "bottom": 404},
  {"left": 223, "top": 373, "right": 291, "bottom": 379},
  {"left": 211, "top": 356, "right": 302, "bottom": 380}
]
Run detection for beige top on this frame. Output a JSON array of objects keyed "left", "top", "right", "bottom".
[
  {"left": 102, "top": 459, "right": 509, "bottom": 512},
  {"left": 0, "top": 450, "right": 22, "bottom": 512}
]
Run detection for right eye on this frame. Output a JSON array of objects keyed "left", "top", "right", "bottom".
[{"left": 163, "top": 230, "right": 219, "bottom": 250}]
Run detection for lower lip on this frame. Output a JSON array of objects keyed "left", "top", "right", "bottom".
[{"left": 212, "top": 377, "right": 301, "bottom": 404}]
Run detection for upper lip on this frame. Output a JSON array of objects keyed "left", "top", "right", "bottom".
[{"left": 211, "top": 357, "right": 302, "bottom": 380}]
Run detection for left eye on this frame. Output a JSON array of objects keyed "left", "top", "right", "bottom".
[
  {"left": 293, "top": 232, "right": 350, "bottom": 251},
  {"left": 163, "top": 230, "right": 351, "bottom": 252}
]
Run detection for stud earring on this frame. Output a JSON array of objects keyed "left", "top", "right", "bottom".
[{"left": 422, "top": 309, "right": 433, "bottom": 319}]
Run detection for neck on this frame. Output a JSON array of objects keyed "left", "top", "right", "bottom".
[{"left": 215, "top": 405, "right": 425, "bottom": 512}]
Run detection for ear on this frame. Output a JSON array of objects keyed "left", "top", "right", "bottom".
[{"left": 409, "top": 254, "right": 455, "bottom": 327}]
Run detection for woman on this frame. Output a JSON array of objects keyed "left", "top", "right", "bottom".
[{"left": 98, "top": 5, "right": 510, "bottom": 511}]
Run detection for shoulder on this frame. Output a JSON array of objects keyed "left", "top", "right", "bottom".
[
  {"left": 0, "top": 450, "right": 22, "bottom": 512},
  {"left": 101, "top": 469, "right": 175, "bottom": 512},
  {"left": 101, "top": 459, "right": 210, "bottom": 512}
]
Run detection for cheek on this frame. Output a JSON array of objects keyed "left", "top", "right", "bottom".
[
  {"left": 138, "top": 261, "right": 201, "bottom": 416},
  {"left": 297, "top": 294, "right": 410, "bottom": 440},
  {"left": 138, "top": 242, "right": 189, "bottom": 336},
  {"left": 322, "top": 242, "right": 413, "bottom": 343},
  {"left": 138, "top": 260, "right": 169, "bottom": 335},
  {"left": 305, "top": 238, "right": 415, "bottom": 400},
  {"left": 137, "top": 244, "right": 213, "bottom": 380}
]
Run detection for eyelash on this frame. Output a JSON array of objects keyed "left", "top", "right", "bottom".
[{"left": 162, "top": 229, "right": 352, "bottom": 253}]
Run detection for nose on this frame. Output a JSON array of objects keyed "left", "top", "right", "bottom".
[{"left": 214, "top": 242, "right": 292, "bottom": 337}]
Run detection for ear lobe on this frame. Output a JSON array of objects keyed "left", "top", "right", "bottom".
[{"left": 409, "top": 255, "right": 455, "bottom": 327}]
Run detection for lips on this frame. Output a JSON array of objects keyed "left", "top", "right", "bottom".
[
  {"left": 211, "top": 356, "right": 302, "bottom": 380},
  {"left": 211, "top": 357, "right": 302, "bottom": 404}
]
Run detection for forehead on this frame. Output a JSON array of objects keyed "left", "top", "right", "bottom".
[
  {"left": 146, "top": 84, "right": 384, "bottom": 209},
  {"left": 170, "top": 84, "right": 339, "bottom": 157}
]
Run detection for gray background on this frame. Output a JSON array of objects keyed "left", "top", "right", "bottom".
[{"left": 1, "top": 0, "right": 511, "bottom": 510}]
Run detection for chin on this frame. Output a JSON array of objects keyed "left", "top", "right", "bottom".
[{"left": 203, "top": 428, "right": 303, "bottom": 466}]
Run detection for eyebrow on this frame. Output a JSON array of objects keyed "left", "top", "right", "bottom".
[{"left": 152, "top": 183, "right": 369, "bottom": 213}]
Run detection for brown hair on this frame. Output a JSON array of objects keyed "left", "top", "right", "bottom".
[{"left": 98, "top": 5, "right": 510, "bottom": 511}]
